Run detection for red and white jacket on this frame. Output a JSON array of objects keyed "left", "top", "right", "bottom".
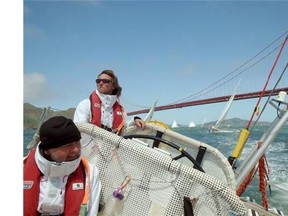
[
  {"left": 89, "top": 90, "right": 125, "bottom": 134},
  {"left": 23, "top": 147, "right": 101, "bottom": 216}
]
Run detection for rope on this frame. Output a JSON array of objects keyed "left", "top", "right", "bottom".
[
  {"left": 236, "top": 166, "right": 258, "bottom": 196},
  {"left": 258, "top": 154, "right": 269, "bottom": 210},
  {"left": 236, "top": 140, "right": 270, "bottom": 212},
  {"left": 237, "top": 141, "right": 270, "bottom": 210}
]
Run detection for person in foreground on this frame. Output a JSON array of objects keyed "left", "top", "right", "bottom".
[
  {"left": 74, "top": 69, "right": 145, "bottom": 135},
  {"left": 23, "top": 116, "right": 101, "bottom": 216}
]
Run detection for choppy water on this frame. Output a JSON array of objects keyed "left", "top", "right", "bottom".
[{"left": 24, "top": 125, "right": 288, "bottom": 215}]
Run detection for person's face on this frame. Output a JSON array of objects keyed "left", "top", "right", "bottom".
[
  {"left": 96, "top": 73, "right": 115, "bottom": 95},
  {"left": 44, "top": 141, "right": 81, "bottom": 162}
]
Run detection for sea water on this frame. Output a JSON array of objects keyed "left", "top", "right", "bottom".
[{"left": 23, "top": 125, "right": 288, "bottom": 215}]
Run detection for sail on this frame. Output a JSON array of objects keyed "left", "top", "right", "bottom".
[
  {"left": 201, "top": 118, "right": 207, "bottom": 127},
  {"left": 214, "top": 93, "right": 235, "bottom": 129},
  {"left": 188, "top": 121, "right": 196, "bottom": 127},
  {"left": 171, "top": 120, "right": 179, "bottom": 128},
  {"left": 126, "top": 97, "right": 158, "bottom": 128},
  {"left": 144, "top": 97, "right": 158, "bottom": 121},
  {"left": 211, "top": 79, "right": 241, "bottom": 131}
]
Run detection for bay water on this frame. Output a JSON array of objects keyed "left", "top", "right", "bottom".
[{"left": 23, "top": 125, "right": 288, "bottom": 215}]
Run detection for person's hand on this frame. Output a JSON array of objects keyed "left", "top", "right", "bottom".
[{"left": 134, "top": 118, "right": 146, "bottom": 129}]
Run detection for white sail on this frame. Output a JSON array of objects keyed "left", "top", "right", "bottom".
[
  {"left": 210, "top": 79, "right": 241, "bottom": 132},
  {"left": 201, "top": 118, "right": 207, "bottom": 127},
  {"left": 188, "top": 121, "right": 196, "bottom": 127},
  {"left": 214, "top": 93, "right": 235, "bottom": 129},
  {"left": 144, "top": 97, "right": 158, "bottom": 121},
  {"left": 126, "top": 97, "right": 158, "bottom": 128},
  {"left": 171, "top": 120, "right": 179, "bottom": 128}
]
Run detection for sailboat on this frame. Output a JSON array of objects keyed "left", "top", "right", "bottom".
[
  {"left": 201, "top": 118, "right": 207, "bottom": 127},
  {"left": 25, "top": 92, "right": 287, "bottom": 216},
  {"left": 188, "top": 121, "right": 196, "bottom": 127},
  {"left": 171, "top": 120, "right": 179, "bottom": 128},
  {"left": 24, "top": 34, "right": 288, "bottom": 215},
  {"left": 209, "top": 79, "right": 241, "bottom": 133}
]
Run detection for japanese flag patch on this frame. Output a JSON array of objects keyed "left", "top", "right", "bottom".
[
  {"left": 24, "top": 180, "right": 34, "bottom": 190},
  {"left": 73, "top": 183, "right": 84, "bottom": 190}
]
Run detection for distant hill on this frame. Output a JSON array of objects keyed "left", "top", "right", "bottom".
[
  {"left": 24, "top": 103, "right": 76, "bottom": 129},
  {"left": 24, "top": 103, "right": 271, "bottom": 129},
  {"left": 202, "top": 118, "right": 271, "bottom": 128}
]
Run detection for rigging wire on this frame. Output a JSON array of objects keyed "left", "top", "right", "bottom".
[
  {"left": 231, "top": 35, "right": 288, "bottom": 210},
  {"left": 228, "top": 34, "right": 288, "bottom": 168},
  {"left": 245, "top": 34, "right": 288, "bottom": 130},
  {"left": 250, "top": 62, "right": 288, "bottom": 132},
  {"left": 235, "top": 62, "right": 288, "bottom": 198}
]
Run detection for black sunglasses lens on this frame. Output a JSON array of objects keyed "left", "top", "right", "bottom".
[{"left": 96, "top": 79, "right": 111, "bottom": 84}]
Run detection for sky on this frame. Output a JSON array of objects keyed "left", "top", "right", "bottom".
[
  {"left": 22, "top": 0, "right": 288, "bottom": 126},
  {"left": 0, "top": 1, "right": 287, "bottom": 213}
]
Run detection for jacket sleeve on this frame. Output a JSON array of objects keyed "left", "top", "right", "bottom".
[{"left": 74, "top": 99, "right": 91, "bottom": 123}]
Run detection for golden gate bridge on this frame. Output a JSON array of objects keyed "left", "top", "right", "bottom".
[{"left": 127, "top": 87, "right": 288, "bottom": 116}]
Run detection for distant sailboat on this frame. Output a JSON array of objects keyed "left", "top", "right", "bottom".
[
  {"left": 171, "top": 120, "right": 179, "bottom": 128},
  {"left": 209, "top": 79, "right": 241, "bottom": 133},
  {"left": 201, "top": 118, "right": 207, "bottom": 127},
  {"left": 188, "top": 121, "right": 196, "bottom": 127}
]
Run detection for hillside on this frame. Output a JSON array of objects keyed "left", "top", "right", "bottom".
[
  {"left": 202, "top": 117, "right": 271, "bottom": 128},
  {"left": 24, "top": 103, "right": 76, "bottom": 129}
]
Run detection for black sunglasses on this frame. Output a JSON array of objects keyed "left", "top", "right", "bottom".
[{"left": 96, "top": 79, "right": 112, "bottom": 84}]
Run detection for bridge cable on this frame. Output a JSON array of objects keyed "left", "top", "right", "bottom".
[
  {"left": 127, "top": 31, "right": 288, "bottom": 116},
  {"left": 172, "top": 30, "right": 288, "bottom": 104}
]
